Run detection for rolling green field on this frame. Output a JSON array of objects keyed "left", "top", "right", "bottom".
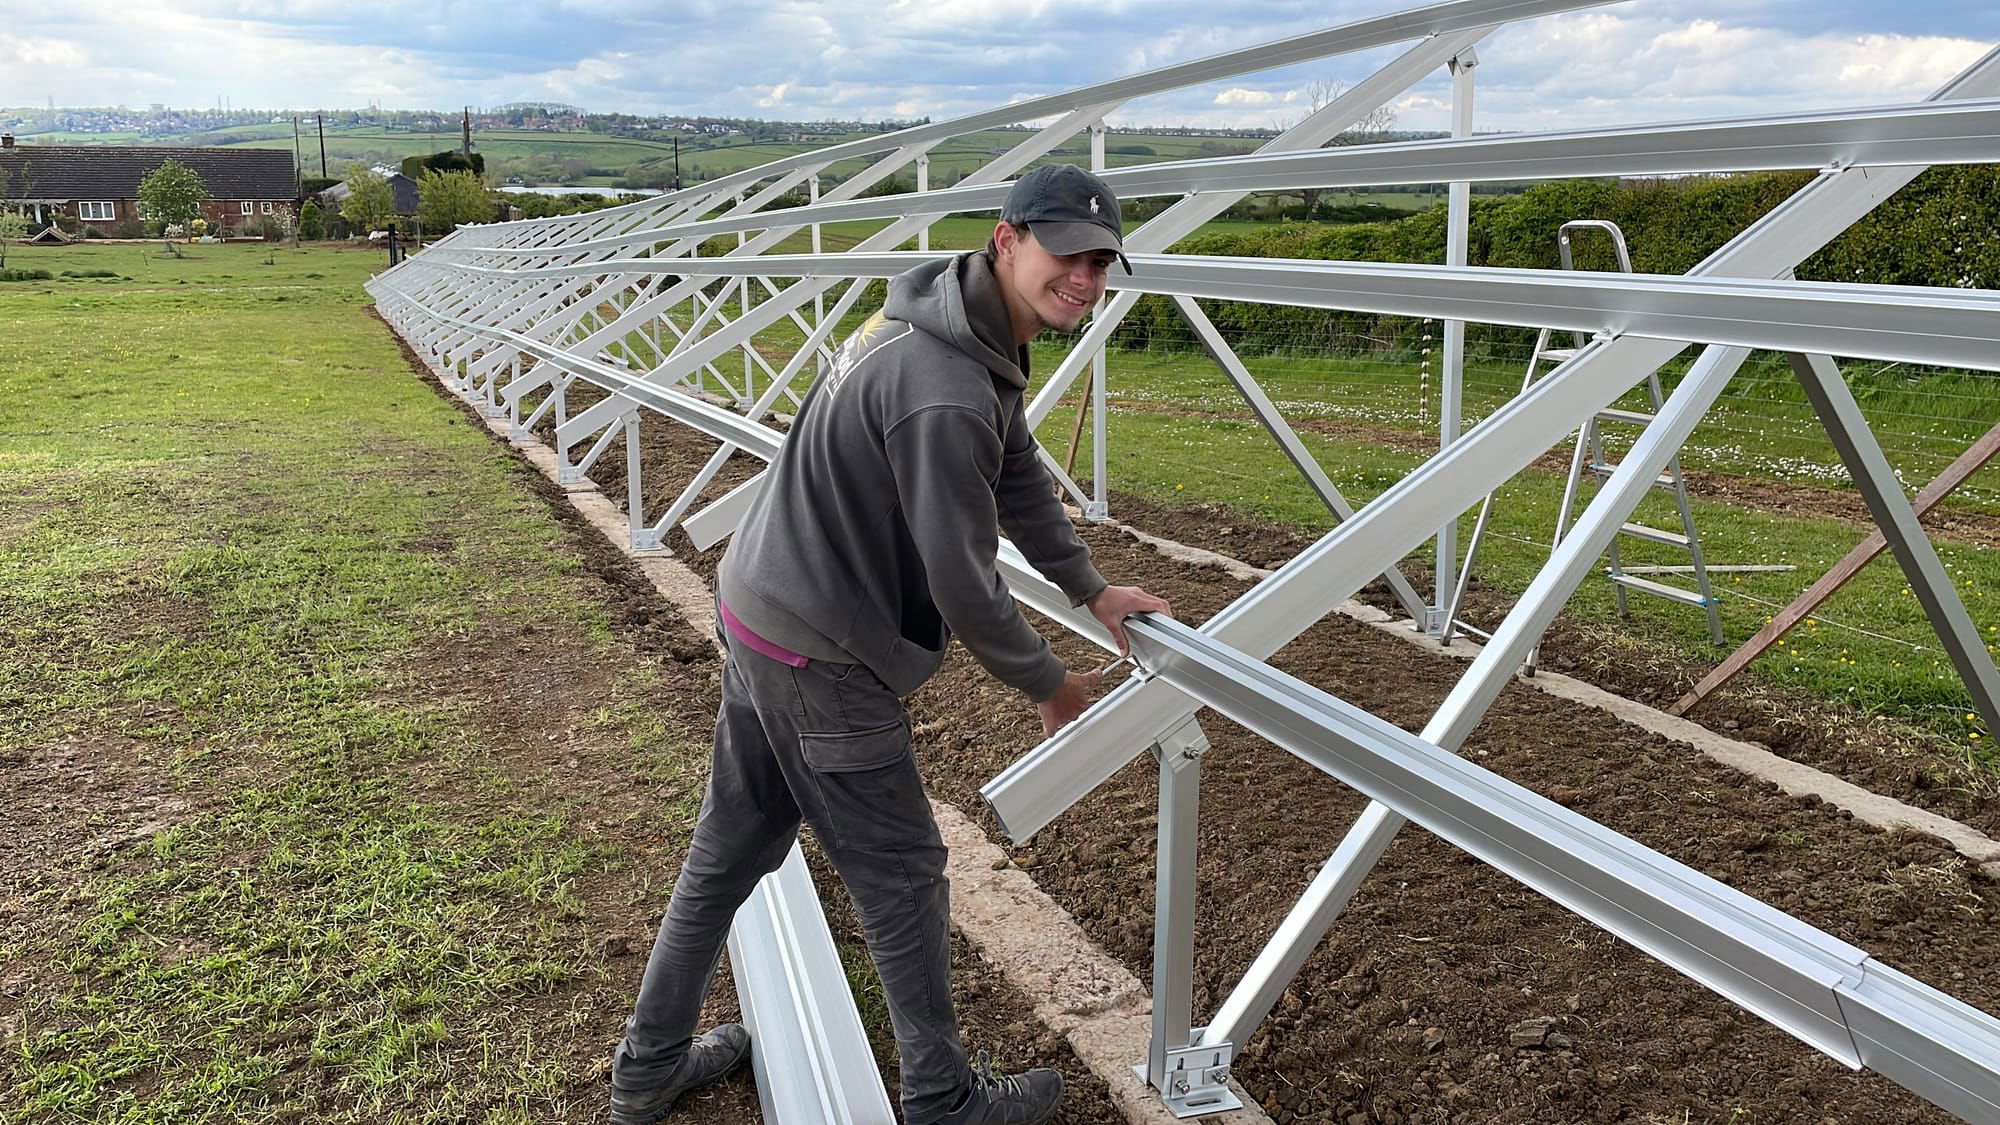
[{"left": 3, "top": 122, "right": 1454, "bottom": 206}]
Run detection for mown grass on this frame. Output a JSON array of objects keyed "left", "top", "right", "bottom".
[{"left": 0, "top": 241, "right": 718, "bottom": 1122}]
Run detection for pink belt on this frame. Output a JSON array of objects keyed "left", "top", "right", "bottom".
[{"left": 719, "top": 599, "right": 810, "bottom": 668}]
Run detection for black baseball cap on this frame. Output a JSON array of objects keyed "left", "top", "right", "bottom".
[{"left": 1000, "top": 164, "right": 1130, "bottom": 273}]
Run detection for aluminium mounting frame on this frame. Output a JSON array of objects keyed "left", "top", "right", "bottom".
[{"left": 368, "top": 2, "right": 2000, "bottom": 1119}]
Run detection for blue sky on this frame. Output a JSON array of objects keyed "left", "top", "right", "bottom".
[{"left": 3, "top": 0, "right": 1996, "bottom": 131}]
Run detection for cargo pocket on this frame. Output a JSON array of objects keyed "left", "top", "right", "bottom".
[{"left": 799, "top": 719, "right": 937, "bottom": 852}]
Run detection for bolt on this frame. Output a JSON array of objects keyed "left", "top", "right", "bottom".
[
  {"left": 1172, "top": 1077, "right": 1191, "bottom": 1096},
  {"left": 1211, "top": 1066, "right": 1231, "bottom": 1084}
]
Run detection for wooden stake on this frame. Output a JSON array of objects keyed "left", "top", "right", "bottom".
[
  {"left": 1063, "top": 368, "right": 1094, "bottom": 479},
  {"left": 1671, "top": 416, "right": 2000, "bottom": 716}
]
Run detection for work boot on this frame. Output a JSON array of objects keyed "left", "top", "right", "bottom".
[
  {"left": 931, "top": 1051, "right": 1064, "bottom": 1124},
  {"left": 609, "top": 1023, "right": 752, "bottom": 1125}
]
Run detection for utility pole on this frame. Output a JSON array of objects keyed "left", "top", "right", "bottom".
[
  {"left": 672, "top": 136, "right": 681, "bottom": 192},
  {"left": 316, "top": 114, "right": 327, "bottom": 177},
  {"left": 289, "top": 116, "right": 304, "bottom": 248}
]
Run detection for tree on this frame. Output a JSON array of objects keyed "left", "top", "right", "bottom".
[
  {"left": 298, "top": 200, "right": 325, "bottom": 240},
  {"left": 417, "top": 169, "right": 492, "bottom": 234},
  {"left": 401, "top": 151, "right": 485, "bottom": 181},
  {"left": 338, "top": 163, "right": 397, "bottom": 234},
  {"left": 0, "top": 211, "right": 28, "bottom": 269},
  {"left": 138, "top": 158, "right": 208, "bottom": 243},
  {"left": 1289, "top": 80, "right": 1400, "bottom": 218}
]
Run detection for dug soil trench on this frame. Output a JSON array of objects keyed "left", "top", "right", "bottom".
[{"left": 565, "top": 402, "right": 1999, "bottom": 1124}]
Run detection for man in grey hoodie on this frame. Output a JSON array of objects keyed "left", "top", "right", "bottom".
[{"left": 610, "top": 163, "right": 1171, "bottom": 1125}]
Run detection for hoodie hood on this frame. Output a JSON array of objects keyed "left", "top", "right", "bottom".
[{"left": 883, "top": 252, "right": 1028, "bottom": 389}]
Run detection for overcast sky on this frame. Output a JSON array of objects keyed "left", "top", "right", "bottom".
[{"left": 4, "top": 1, "right": 1996, "bottom": 132}]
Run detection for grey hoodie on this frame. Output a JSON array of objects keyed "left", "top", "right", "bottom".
[{"left": 716, "top": 250, "right": 1106, "bottom": 702}]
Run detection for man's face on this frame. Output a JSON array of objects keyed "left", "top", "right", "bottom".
[{"left": 999, "top": 225, "right": 1114, "bottom": 339}]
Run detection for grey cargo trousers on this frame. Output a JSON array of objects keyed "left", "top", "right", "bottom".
[{"left": 613, "top": 624, "right": 970, "bottom": 1123}]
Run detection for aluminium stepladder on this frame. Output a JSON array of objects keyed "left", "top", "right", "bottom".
[{"left": 1444, "top": 220, "right": 1723, "bottom": 672}]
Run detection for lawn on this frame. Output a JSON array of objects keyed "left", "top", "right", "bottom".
[{"left": 0, "top": 241, "right": 743, "bottom": 1122}]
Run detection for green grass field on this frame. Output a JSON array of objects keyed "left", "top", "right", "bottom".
[{"left": 0, "top": 242, "right": 740, "bottom": 1122}]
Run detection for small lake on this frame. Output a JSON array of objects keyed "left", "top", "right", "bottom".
[{"left": 499, "top": 185, "right": 657, "bottom": 196}]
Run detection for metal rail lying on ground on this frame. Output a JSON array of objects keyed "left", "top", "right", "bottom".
[{"left": 368, "top": 0, "right": 2000, "bottom": 1118}]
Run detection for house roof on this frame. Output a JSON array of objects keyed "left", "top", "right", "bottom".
[{"left": 0, "top": 145, "right": 297, "bottom": 201}]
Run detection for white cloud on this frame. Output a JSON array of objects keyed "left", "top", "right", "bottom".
[
  {"left": 1214, "top": 87, "right": 1276, "bottom": 106},
  {"left": 2, "top": 35, "right": 88, "bottom": 67},
  {"left": 2, "top": 0, "right": 1993, "bottom": 134},
  {"left": 1475, "top": 9, "right": 1993, "bottom": 132}
]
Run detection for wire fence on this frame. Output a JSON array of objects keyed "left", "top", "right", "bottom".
[{"left": 1062, "top": 312, "right": 2000, "bottom": 514}]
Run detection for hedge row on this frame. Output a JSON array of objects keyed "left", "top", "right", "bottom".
[{"left": 1111, "top": 167, "right": 2000, "bottom": 357}]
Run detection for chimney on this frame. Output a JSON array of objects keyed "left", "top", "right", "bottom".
[{"left": 1, "top": 133, "right": 13, "bottom": 149}]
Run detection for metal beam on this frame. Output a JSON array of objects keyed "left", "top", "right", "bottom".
[
  {"left": 415, "top": 0, "right": 1622, "bottom": 252},
  {"left": 425, "top": 98, "right": 2000, "bottom": 255},
  {"left": 1112, "top": 610, "right": 2000, "bottom": 1119},
  {"left": 983, "top": 41, "right": 2000, "bottom": 845},
  {"left": 392, "top": 251, "right": 2000, "bottom": 374},
  {"left": 729, "top": 844, "right": 897, "bottom": 1122},
  {"left": 1170, "top": 294, "right": 1429, "bottom": 621},
  {"left": 1786, "top": 351, "right": 2000, "bottom": 739}
]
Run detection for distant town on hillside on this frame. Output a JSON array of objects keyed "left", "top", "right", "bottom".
[{"left": 0, "top": 103, "right": 1295, "bottom": 146}]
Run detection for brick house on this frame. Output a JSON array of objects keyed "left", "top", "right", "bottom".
[{"left": 0, "top": 133, "right": 297, "bottom": 235}]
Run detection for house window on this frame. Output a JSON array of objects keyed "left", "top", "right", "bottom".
[
  {"left": 260, "top": 201, "right": 273, "bottom": 214},
  {"left": 241, "top": 201, "right": 254, "bottom": 215},
  {"left": 78, "top": 201, "right": 116, "bottom": 221}
]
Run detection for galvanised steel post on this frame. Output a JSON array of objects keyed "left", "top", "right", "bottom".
[
  {"left": 1089, "top": 121, "right": 1111, "bottom": 522},
  {"left": 917, "top": 154, "right": 930, "bottom": 254},
  {"left": 1140, "top": 717, "right": 1241, "bottom": 1116},
  {"left": 1434, "top": 48, "right": 1477, "bottom": 636},
  {"left": 810, "top": 174, "right": 825, "bottom": 383}
]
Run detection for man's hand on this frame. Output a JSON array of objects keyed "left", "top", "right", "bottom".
[
  {"left": 1086, "top": 584, "right": 1174, "bottom": 657},
  {"left": 1035, "top": 668, "right": 1102, "bottom": 736}
]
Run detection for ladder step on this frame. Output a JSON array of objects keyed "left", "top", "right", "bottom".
[
  {"left": 1596, "top": 407, "right": 1655, "bottom": 425},
  {"left": 1608, "top": 573, "right": 1712, "bottom": 606},
  {"left": 1589, "top": 463, "right": 1678, "bottom": 490},
  {"left": 1619, "top": 522, "right": 1691, "bottom": 548}
]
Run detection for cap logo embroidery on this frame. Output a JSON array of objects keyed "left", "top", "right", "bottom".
[{"left": 1089, "top": 196, "right": 1100, "bottom": 214}]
